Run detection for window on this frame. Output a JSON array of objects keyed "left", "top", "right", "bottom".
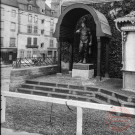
[
  {"left": 50, "top": 18, "right": 54, "bottom": 26},
  {"left": 51, "top": 11, "right": 54, "bottom": 15},
  {"left": 27, "top": 25, "right": 32, "bottom": 33},
  {"left": 0, "top": 21, "right": 4, "bottom": 30},
  {"left": 50, "top": 28, "right": 54, "bottom": 36},
  {"left": 41, "top": 43, "right": 44, "bottom": 48},
  {"left": 41, "top": 29, "right": 44, "bottom": 35},
  {"left": 27, "top": 51, "right": 31, "bottom": 58},
  {"left": 34, "top": 15, "right": 38, "bottom": 23},
  {"left": 11, "top": 10, "right": 16, "bottom": 17},
  {"left": 34, "top": 26, "right": 38, "bottom": 34},
  {"left": 10, "top": 22, "right": 16, "bottom": 31},
  {"left": 33, "top": 38, "right": 37, "bottom": 45},
  {"left": 10, "top": 38, "right": 16, "bottom": 47},
  {"left": 48, "top": 51, "right": 52, "bottom": 56},
  {"left": 0, "top": 37, "right": 4, "bottom": 47},
  {"left": 42, "top": 9, "right": 45, "bottom": 13},
  {"left": 20, "top": 50, "right": 24, "bottom": 58},
  {"left": 28, "top": 14, "right": 32, "bottom": 22},
  {"left": 41, "top": 19, "right": 44, "bottom": 24},
  {"left": 54, "top": 51, "right": 57, "bottom": 57},
  {"left": 27, "top": 37, "right": 32, "bottom": 45},
  {"left": 1, "top": 7, "right": 4, "bottom": 16},
  {"left": 50, "top": 39, "right": 53, "bottom": 47},
  {"left": 28, "top": 5, "right": 32, "bottom": 11}
]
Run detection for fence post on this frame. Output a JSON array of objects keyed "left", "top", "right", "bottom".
[
  {"left": 76, "top": 107, "right": 83, "bottom": 135},
  {"left": 1, "top": 95, "right": 6, "bottom": 123}
]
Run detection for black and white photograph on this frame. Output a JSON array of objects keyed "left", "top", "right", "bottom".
[{"left": 1, "top": 0, "right": 135, "bottom": 135}]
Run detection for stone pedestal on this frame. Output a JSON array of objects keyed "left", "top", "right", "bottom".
[
  {"left": 122, "top": 31, "right": 135, "bottom": 92},
  {"left": 123, "top": 71, "right": 135, "bottom": 92},
  {"left": 72, "top": 63, "right": 94, "bottom": 79}
]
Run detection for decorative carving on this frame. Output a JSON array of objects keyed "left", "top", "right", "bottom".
[
  {"left": 122, "top": 31, "right": 128, "bottom": 43},
  {"left": 126, "top": 11, "right": 135, "bottom": 25},
  {"left": 115, "top": 11, "right": 135, "bottom": 32}
]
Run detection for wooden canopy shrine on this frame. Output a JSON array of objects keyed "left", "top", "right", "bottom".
[{"left": 54, "top": 3, "right": 112, "bottom": 79}]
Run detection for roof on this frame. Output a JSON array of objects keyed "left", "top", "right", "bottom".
[
  {"left": 62, "top": 0, "right": 123, "bottom": 6},
  {"left": 17, "top": 0, "right": 41, "bottom": 14},
  {"left": 114, "top": 11, "right": 135, "bottom": 31},
  {"left": 54, "top": 3, "right": 112, "bottom": 39},
  {"left": 114, "top": 11, "right": 135, "bottom": 24},
  {"left": 45, "top": 3, "right": 51, "bottom": 11},
  {"left": 17, "top": 0, "right": 38, "bottom": 7},
  {"left": 1, "top": 0, "right": 18, "bottom": 7},
  {"left": 93, "top": 8, "right": 112, "bottom": 36}
]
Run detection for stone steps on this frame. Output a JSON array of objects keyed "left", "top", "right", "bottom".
[
  {"left": 17, "top": 88, "right": 105, "bottom": 103},
  {"left": 16, "top": 80, "right": 135, "bottom": 107},
  {"left": 21, "top": 84, "right": 95, "bottom": 97}
]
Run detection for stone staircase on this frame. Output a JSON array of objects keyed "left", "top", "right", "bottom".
[{"left": 16, "top": 79, "right": 135, "bottom": 109}]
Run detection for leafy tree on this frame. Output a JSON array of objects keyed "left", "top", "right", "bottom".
[{"left": 89, "top": 0, "right": 135, "bottom": 78}]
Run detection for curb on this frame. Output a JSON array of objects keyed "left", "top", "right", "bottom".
[
  {"left": 1, "top": 65, "right": 12, "bottom": 68},
  {"left": 1, "top": 128, "right": 42, "bottom": 135}
]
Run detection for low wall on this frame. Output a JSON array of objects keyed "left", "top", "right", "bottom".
[{"left": 9, "top": 65, "right": 58, "bottom": 92}]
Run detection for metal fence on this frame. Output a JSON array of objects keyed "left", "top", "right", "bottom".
[{"left": 12, "top": 57, "right": 58, "bottom": 68}]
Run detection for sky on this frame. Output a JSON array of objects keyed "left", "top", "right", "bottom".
[{"left": 46, "top": 0, "right": 51, "bottom": 7}]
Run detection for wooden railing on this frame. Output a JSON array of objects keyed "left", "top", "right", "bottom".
[
  {"left": 1, "top": 91, "right": 135, "bottom": 134},
  {"left": 12, "top": 57, "right": 58, "bottom": 68}
]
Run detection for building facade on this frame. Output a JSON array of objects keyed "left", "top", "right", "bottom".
[
  {"left": 17, "top": 0, "right": 41, "bottom": 58},
  {"left": 1, "top": 0, "right": 58, "bottom": 64},
  {"left": 38, "top": 0, "right": 58, "bottom": 58},
  {"left": 1, "top": 0, "right": 18, "bottom": 64}
]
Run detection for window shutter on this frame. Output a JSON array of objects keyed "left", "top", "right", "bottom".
[
  {"left": 27, "top": 37, "right": 31, "bottom": 45},
  {"left": 33, "top": 38, "right": 37, "bottom": 45}
]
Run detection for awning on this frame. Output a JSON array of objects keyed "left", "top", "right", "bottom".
[
  {"left": 1, "top": 48, "right": 17, "bottom": 53},
  {"left": 62, "top": 0, "right": 122, "bottom": 6},
  {"left": 54, "top": 3, "right": 112, "bottom": 39}
]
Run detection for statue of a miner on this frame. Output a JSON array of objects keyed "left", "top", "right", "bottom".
[{"left": 76, "top": 17, "right": 92, "bottom": 63}]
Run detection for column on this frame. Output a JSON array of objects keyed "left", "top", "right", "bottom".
[
  {"left": 57, "top": 39, "right": 61, "bottom": 73},
  {"left": 105, "top": 40, "right": 109, "bottom": 78},
  {"left": 96, "top": 37, "right": 101, "bottom": 81},
  {"left": 69, "top": 43, "right": 73, "bottom": 71}
]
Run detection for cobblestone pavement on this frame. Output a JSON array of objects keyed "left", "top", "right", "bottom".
[{"left": 1, "top": 67, "right": 12, "bottom": 91}]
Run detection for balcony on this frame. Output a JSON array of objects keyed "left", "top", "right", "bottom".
[{"left": 26, "top": 44, "right": 38, "bottom": 48}]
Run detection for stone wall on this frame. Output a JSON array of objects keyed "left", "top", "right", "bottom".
[{"left": 9, "top": 65, "right": 58, "bottom": 92}]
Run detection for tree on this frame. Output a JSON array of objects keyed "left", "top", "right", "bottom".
[
  {"left": 109, "top": 0, "right": 135, "bottom": 19},
  {"left": 89, "top": 0, "right": 135, "bottom": 78}
]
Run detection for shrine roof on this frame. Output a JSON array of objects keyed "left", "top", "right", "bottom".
[
  {"left": 54, "top": 3, "right": 112, "bottom": 39},
  {"left": 62, "top": 0, "right": 122, "bottom": 6},
  {"left": 114, "top": 11, "right": 135, "bottom": 24}
]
